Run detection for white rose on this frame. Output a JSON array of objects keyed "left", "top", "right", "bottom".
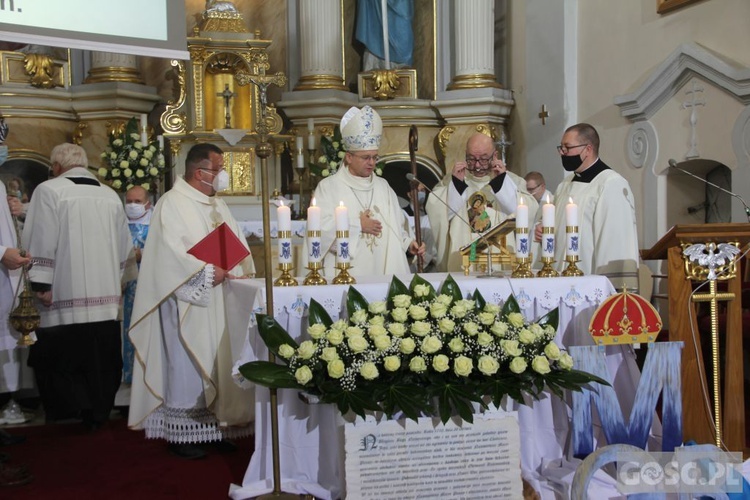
[
  {"left": 388, "top": 322, "right": 406, "bottom": 337},
  {"left": 393, "top": 294, "right": 411, "bottom": 308},
  {"left": 478, "top": 355, "right": 499, "bottom": 375},
  {"left": 410, "top": 321, "right": 431, "bottom": 337},
  {"left": 463, "top": 321, "right": 480, "bottom": 336},
  {"left": 113, "top": 139, "right": 123, "bottom": 146},
  {"left": 295, "top": 366, "right": 313, "bottom": 385},
  {"left": 453, "top": 356, "right": 473, "bottom": 377},
  {"left": 368, "top": 324, "right": 386, "bottom": 338},
  {"left": 307, "top": 323, "right": 327, "bottom": 340},
  {"left": 530, "top": 323, "right": 544, "bottom": 337},
  {"left": 129, "top": 150, "right": 138, "bottom": 160},
  {"left": 478, "top": 312, "right": 495, "bottom": 326},
  {"left": 332, "top": 141, "right": 340, "bottom": 148},
  {"left": 130, "top": 133, "right": 140, "bottom": 141},
  {"left": 409, "top": 305, "right": 428, "bottom": 320},
  {"left": 110, "top": 152, "right": 117, "bottom": 160},
  {"left": 141, "top": 183, "right": 150, "bottom": 191},
  {"left": 347, "top": 335, "right": 369, "bottom": 353},
  {"left": 135, "top": 169, "right": 145, "bottom": 178},
  {"left": 337, "top": 151, "right": 346, "bottom": 159},
  {"left": 432, "top": 354, "right": 450, "bottom": 373},
  {"left": 383, "top": 355, "right": 401, "bottom": 372},
  {"left": 435, "top": 294, "right": 453, "bottom": 306},
  {"left": 438, "top": 318, "right": 455, "bottom": 334},
  {"left": 345, "top": 325, "right": 364, "bottom": 338},
  {"left": 126, "top": 184, "right": 134, "bottom": 191},
  {"left": 430, "top": 302, "right": 447, "bottom": 319},
  {"left": 328, "top": 359, "right": 345, "bottom": 378},
  {"left": 360, "top": 362, "right": 379, "bottom": 380},
  {"left": 448, "top": 337, "right": 464, "bottom": 353},
  {"left": 399, "top": 337, "right": 416, "bottom": 354},
  {"left": 143, "top": 150, "right": 153, "bottom": 159},
  {"left": 351, "top": 309, "right": 368, "bottom": 324},
  {"left": 98, "top": 167, "right": 108, "bottom": 177},
  {"left": 484, "top": 303, "right": 501, "bottom": 315},
  {"left": 509, "top": 357, "right": 527, "bottom": 374},
  {"left": 490, "top": 321, "right": 509, "bottom": 337},
  {"left": 331, "top": 319, "right": 347, "bottom": 331},
  {"left": 278, "top": 344, "right": 295, "bottom": 359},
  {"left": 123, "top": 168, "right": 133, "bottom": 177},
  {"left": 519, "top": 328, "right": 535, "bottom": 344},
  {"left": 368, "top": 301, "right": 387, "bottom": 314},
  {"left": 414, "top": 284, "right": 430, "bottom": 297},
  {"left": 420, "top": 336, "right": 442, "bottom": 354},
  {"left": 544, "top": 342, "right": 561, "bottom": 361},
  {"left": 119, "top": 161, "right": 129, "bottom": 169},
  {"left": 321, "top": 169, "right": 330, "bottom": 177},
  {"left": 318, "top": 155, "right": 327, "bottom": 163},
  {"left": 532, "top": 355, "right": 551, "bottom": 375},
  {"left": 373, "top": 334, "right": 391, "bottom": 351},
  {"left": 450, "top": 303, "right": 468, "bottom": 318},
  {"left": 112, "top": 180, "right": 122, "bottom": 189},
  {"left": 149, "top": 167, "right": 159, "bottom": 176},
  {"left": 507, "top": 312, "right": 525, "bottom": 328},
  {"left": 297, "top": 340, "right": 316, "bottom": 360},
  {"left": 558, "top": 352, "right": 574, "bottom": 370},
  {"left": 329, "top": 161, "right": 337, "bottom": 168},
  {"left": 320, "top": 347, "right": 338, "bottom": 362},
  {"left": 139, "top": 159, "right": 149, "bottom": 167},
  {"left": 327, "top": 330, "right": 344, "bottom": 345},
  {"left": 111, "top": 168, "right": 120, "bottom": 176},
  {"left": 409, "top": 356, "right": 427, "bottom": 373},
  {"left": 157, "top": 157, "right": 165, "bottom": 167},
  {"left": 391, "top": 307, "right": 408, "bottom": 323},
  {"left": 501, "top": 339, "right": 522, "bottom": 357},
  {"left": 369, "top": 315, "right": 385, "bottom": 326},
  {"left": 477, "top": 332, "right": 493, "bottom": 347}
]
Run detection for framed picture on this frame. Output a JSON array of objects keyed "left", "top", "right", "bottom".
[{"left": 657, "top": 0, "right": 701, "bottom": 14}]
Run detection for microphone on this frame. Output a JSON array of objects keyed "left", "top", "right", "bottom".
[
  {"left": 668, "top": 159, "right": 750, "bottom": 221},
  {"left": 407, "top": 173, "right": 503, "bottom": 276}
]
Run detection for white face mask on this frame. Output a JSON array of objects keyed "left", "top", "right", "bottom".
[
  {"left": 125, "top": 202, "right": 147, "bottom": 220},
  {"left": 417, "top": 191, "right": 426, "bottom": 204},
  {"left": 201, "top": 169, "right": 230, "bottom": 192}
]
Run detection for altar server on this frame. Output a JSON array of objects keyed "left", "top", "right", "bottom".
[
  {"left": 128, "top": 143, "right": 256, "bottom": 460},
  {"left": 548, "top": 123, "right": 639, "bottom": 289},
  {"left": 310, "top": 105, "right": 424, "bottom": 277},
  {"left": 22, "top": 143, "right": 135, "bottom": 431},
  {"left": 426, "top": 132, "right": 537, "bottom": 272}
]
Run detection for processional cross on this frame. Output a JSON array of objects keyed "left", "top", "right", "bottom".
[
  {"left": 216, "top": 83, "right": 236, "bottom": 128},
  {"left": 235, "top": 70, "right": 287, "bottom": 134},
  {"left": 496, "top": 131, "right": 513, "bottom": 165}
]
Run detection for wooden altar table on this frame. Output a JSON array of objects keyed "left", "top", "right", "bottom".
[{"left": 226, "top": 273, "right": 641, "bottom": 499}]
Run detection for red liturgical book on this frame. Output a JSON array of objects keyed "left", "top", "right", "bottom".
[{"left": 187, "top": 222, "right": 250, "bottom": 271}]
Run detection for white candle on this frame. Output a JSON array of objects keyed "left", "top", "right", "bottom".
[
  {"left": 335, "top": 201, "right": 348, "bottom": 231},
  {"left": 295, "top": 135, "right": 304, "bottom": 152},
  {"left": 308, "top": 131, "right": 316, "bottom": 151},
  {"left": 542, "top": 194, "right": 555, "bottom": 227},
  {"left": 515, "top": 198, "right": 529, "bottom": 228},
  {"left": 297, "top": 152, "right": 304, "bottom": 171},
  {"left": 140, "top": 114, "right": 148, "bottom": 145},
  {"left": 157, "top": 135, "right": 164, "bottom": 150},
  {"left": 307, "top": 118, "right": 315, "bottom": 133},
  {"left": 566, "top": 197, "right": 578, "bottom": 227},
  {"left": 140, "top": 113, "right": 147, "bottom": 130},
  {"left": 307, "top": 198, "right": 322, "bottom": 263},
  {"left": 307, "top": 198, "right": 321, "bottom": 230},
  {"left": 277, "top": 201, "right": 291, "bottom": 231}
]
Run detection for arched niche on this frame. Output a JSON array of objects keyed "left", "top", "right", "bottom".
[
  {"left": 0, "top": 150, "right": 51, "bottom": 201},
  {"left": 203, "top": 52, "right": 254, "bottom": 131}
]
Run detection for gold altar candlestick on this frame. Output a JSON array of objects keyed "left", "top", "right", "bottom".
[
  {"left": 332, "top": 229, "right": 355, "bottom": 284},
  {"left": 511, "top": 227, "right": 534, "bottom": 278},
  {"left": 274, "top": 229, "right": 297, "bottom": 287},
  {"left": 562, "top": 225, "right": 584, "bottom": 277},
  {"left": 332, "top": 262, "right": 356, "bottom": 285},
  {"left": 303, "top": 261, "right": 327, "bottom": 286},
  {"left": 511, "top": 257, "right": 534, "bottom": 278},
  {"left": 304, "top": 229, "right": 326, "bottom": 285},
  {"left": 537, "top": 256, "right": 559, "bottom": 278},
  {"left": 274, "top": 263, "right": 298, "bottom": 287}
]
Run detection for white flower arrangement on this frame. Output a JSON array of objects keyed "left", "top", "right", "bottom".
[
  {"left": 97, "top": 117, "right": 166, "bottom": 193},
  {"left": 309, "top": 125, "right": 383, "bottom": 179},
  {"left": 240, "top": 274, "right": 605, "bottom": 423}
]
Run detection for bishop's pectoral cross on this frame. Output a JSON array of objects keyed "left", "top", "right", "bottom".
[{"left": 217, "top": 83, "right": 236, "bottom": 128}]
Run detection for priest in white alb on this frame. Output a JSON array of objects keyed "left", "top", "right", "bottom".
[
  {"left": 426, "top": 132, "right": 537, "bottom": 272},
  {"left": 128, "top": 143, "right": 256, "bottom": 460},
  {"left": 310, "top": 105, "right": 425, "bottom": 278}
]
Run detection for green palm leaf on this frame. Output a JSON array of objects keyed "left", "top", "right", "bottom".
[
  {"left": 438, "top": 274, "right": 464, "bottom": 302},
  {"left": 256, "top": 314, "right": 299, "bottom": 360},
  {"left": 238, "top": 361, "right": 302, "bottom": 389},
  {"left": 346, "top": 286, "right": 369, "bottom": 317},
  {"left": 308, "top": 298, "right": 333, "bottom": 328}
]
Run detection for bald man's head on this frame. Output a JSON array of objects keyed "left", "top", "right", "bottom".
[
  {"left": 126, "top": 185, "right": 150, "bottom": 205},
  {"left": 464, "top": 133, "right": 496, "bottom": 177}
]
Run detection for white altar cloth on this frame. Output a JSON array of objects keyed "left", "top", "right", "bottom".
[{"left": 227, "top": 273, "right": 641, "bottom": 499}]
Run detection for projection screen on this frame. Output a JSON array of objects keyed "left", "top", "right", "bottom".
[{"left": 0, "top": 0, "right": 188, "bottom": 59}]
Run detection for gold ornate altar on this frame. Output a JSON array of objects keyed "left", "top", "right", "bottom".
[{"left": 160, "top": 6, "right": 288, "bottom": 196}]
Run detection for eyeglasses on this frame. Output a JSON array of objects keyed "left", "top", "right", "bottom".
[
  {"left": 465, "top": 156, "right": 492, "bottom": 166},
  {"left": 350, "top": 153, "right": 380, "bottom": 163},
  {"left": 526, "top": 184, "right": 540, "bottom": 193},
  {"left": 556, "top": 143, "right": 589, "bottom": 155}
]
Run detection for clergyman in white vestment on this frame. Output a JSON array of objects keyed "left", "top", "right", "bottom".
[
  {"left": 22, "top": 143, "right": 135, "bottom": 430},
  {"left": 309, "top": 105, "right": 425, "bottom": 278},
  {"left": 128, "top": 143, "right": 256, "bottom": 460},
  {"left": 426, "top": 132, "right": 537, "bottom": 272},
  {"left": 549, "top": 123, "right": 639, "bottom": 290}
]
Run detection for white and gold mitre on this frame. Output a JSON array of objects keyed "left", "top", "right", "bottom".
[{"left": 340, "top": 105, "right": 382, "bottom": 151}]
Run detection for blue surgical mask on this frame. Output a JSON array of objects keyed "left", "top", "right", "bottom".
[{"left": 417, "top": 191, "right": 426, "bottom": 204}]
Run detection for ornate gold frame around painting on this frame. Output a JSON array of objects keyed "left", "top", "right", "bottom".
[{"left": 657, "top": 0, "right": 701, "bottom": 14}]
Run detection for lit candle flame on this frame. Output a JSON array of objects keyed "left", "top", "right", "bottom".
[
  {"left": 545, "top": 193, "right": 552, "bottom": 204},
  {"left": 312, "top": 197, "right": 317, "bottom": 207}
]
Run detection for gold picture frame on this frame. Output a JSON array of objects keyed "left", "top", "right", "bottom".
[{"left": 657, "top": 0, "right": 701, "bottom": 14}]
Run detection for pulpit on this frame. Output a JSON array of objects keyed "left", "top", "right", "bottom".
[{"left": 641, "top": 223, "right": 750, "bottom": 454}]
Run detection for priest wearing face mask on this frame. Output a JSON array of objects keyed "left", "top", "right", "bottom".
[
  {"left": 426, "top": 132, "right": 537, "bottom": 272},
  {"left": 547, "top": 123, "right": 639, "bottom": 289},
  {"left": 128, "top": 143, "right": 256, "bottom": 460}
]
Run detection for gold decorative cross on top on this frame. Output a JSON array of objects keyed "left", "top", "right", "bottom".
[
  {"left": 217, "top": 83, "right": 236, "bottom": 128},
  {"left": 538, "top": 104, "right": 549, "bottom": 125}
]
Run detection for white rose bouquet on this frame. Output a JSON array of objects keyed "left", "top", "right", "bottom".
[
  {"left": 97, "top": 117, "right": 166, "bottom": 193},
  {"left": 240, "top": 274, "right": 606, "bottom": 423},
  {"left": 309, "top": 125, "right": 383, "bottom": 179}
]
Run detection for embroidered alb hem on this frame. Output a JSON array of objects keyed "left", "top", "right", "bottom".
[{"left": 143, "top": 406, "right": 252, "bottom": 443}]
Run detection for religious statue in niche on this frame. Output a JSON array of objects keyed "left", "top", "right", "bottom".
[
  {"left": 205, "top": 0, "right": 238, "bottom": 13},
  {"left": 356, "top": 0, "right": 414, "bottom": 70}
]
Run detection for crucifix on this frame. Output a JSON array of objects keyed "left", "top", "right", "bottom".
[
  {"left": 496, "top": 130, "right": 513, "bottom": 165},
  {"left": 216, "top": 83, "right": 236, "bottom": 128},
  {"left": 236, "top": 70, "right": 286, "bottom": 134},
  {"left": 538, "top": 104, "right": 549, "bottom": 125}
]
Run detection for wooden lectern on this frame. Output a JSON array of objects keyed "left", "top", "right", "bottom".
[{"left": 641, "top": 223, "right": 750, "bottom": 454}]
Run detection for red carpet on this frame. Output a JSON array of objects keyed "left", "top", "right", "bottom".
[{"left": 2, "top": 418, "right": 254, "bottom": 499}]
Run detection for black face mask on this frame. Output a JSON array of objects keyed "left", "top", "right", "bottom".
[{"left": 561, "top": 153, "right": 583, "bottom": 172}]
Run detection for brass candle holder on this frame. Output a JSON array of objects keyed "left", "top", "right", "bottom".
[
  {"left": 537, "top": 257, "right": 559, "bottom": 278},
  {"left": 333, "top": 262, "right": 356, "bottom": 285},
  {"left": 511, "top": 257, "right": 534, "bottom": 278},
  {"left": 274, "top": 263, "right": 298, "bottom": 286},
  {"left": 562, "top": 225, "right": 583, "bottom": 277},
  {"left": 303, "top": 261, "right": 327, "bottom": 286},
  {"left": 333, "top": 230, "right": 355, "bottom": 284},
  {"left": 562, "top": 255, "right": 584, "bottom": 277}
]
